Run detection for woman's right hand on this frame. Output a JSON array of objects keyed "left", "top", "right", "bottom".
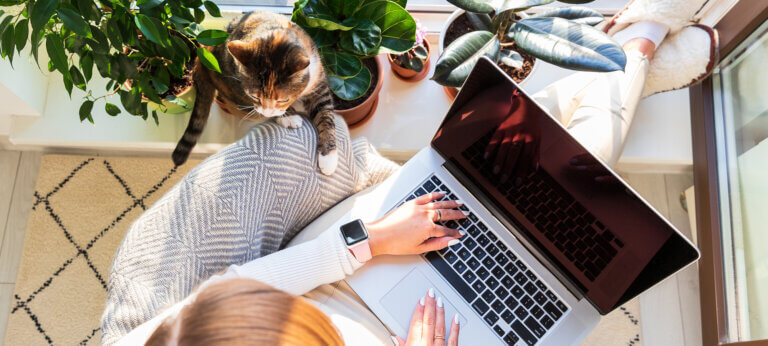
[
  {"left": 395, "top": 288, "right": 460, "bottom": 346},
  {"left": 365, "top": 192, "right": 467, "bottom": 257}
]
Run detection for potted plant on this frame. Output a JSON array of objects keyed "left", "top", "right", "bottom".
[
  {"left": 291, "top": 0, "right": 417, "bottom": 128},
  {"left": 388, "top": 18, "right": 431, "bottom": 81},
  {"left": 0, "top": 0, "right": 228, "bottom": 124},
  {"left": 433, "top": 0, "right": 625, "bottom": 99}
]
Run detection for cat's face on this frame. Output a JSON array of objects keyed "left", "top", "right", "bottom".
[{"left": 227, "top": 34, "right": 311, "bottom": 118}]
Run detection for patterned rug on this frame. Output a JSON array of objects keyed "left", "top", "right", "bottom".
[{"left": 3, "top": 154, "right": 641, "bottom": 345}]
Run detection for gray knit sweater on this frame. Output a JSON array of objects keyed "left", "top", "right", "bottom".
[{"left": 101, "top": 116, "right": 399, "bottom": 345}]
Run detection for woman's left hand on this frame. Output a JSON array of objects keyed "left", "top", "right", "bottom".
[{"left": 366, "top": 192, "right": 467, "bottom": 257}]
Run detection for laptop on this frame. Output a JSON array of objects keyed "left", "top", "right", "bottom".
[{"left": 334, "top": 57, "right": 700, "bottom": 345}]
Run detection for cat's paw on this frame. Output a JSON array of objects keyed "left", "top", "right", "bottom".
[
  {"left": 277, "top": 115, "right": 304, "bottom": 129},
  {"left": 318, "top": 149, "right": 338, "bottom": 175}
]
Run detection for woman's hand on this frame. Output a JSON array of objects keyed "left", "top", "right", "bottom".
[
  {"left": 395, "top": 288, "right": 460, "bottom": 346},
  {"left": 366, "top": 192, "right": 467, "bottom": 257}
]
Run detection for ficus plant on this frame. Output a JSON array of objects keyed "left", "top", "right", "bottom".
[
  {"left": 291, "top": 0, "right": 417, "bottom": 101},
  {"left": 432, "top": 0, "right": 627, "bottom": 88},
  {"left": 0, "top": 0, "right": 228, "bottom": 124}
]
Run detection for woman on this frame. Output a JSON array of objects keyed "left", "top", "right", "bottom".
[{"left": 113, "top": 0, "right": 717, "bottom": 344}]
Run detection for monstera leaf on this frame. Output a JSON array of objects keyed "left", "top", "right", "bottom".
[
  {"left": 353, "top": 0, "right": 416, "bottom": 54},
  {"left": 508, "top": 17, "right": 625, "bottom": 72},
  {"left": 432, "top": 31, "right": 500, "bottom": 87},
  {"left": 531, "top": 7, "right": 604, "bottom": 26}
]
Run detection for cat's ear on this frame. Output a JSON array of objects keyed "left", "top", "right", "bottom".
[
  {"left": 227, "top": 40, "right": 252, "bottom": 65},
  {"left": 288, "top": 53, "right": 311, "bottom": 76}
]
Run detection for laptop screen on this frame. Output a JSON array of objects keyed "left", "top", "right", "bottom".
[{"left": 431, "top": 58, "right": 698, "bottom": 313}]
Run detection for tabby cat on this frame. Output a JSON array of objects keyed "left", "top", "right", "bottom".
[{"left": 172, "top": 11, "right": 338, "bottom": 175}]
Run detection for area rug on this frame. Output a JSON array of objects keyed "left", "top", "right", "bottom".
[{"left": 3, "top": 153, "right": 642, "bottom": 345}]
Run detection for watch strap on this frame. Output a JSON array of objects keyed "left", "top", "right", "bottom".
[{"left": 348, "top": 240, "right": 372, "bottom": 262}]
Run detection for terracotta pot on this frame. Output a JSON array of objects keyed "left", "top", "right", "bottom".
[
  {"left": 388, "top": 40, "right": 432, "bottom": 82},
  {"left": 438, "top": 9, "right": 538, "bottom": 100},
  {"left": 335, "top": 55, "right": 385, "bottom": 129}
]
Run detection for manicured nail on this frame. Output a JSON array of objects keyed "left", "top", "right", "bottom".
[
  {"left": 458, "top": 230, "right": 466, "bottom": 236},
  {"left": 493, "top": 165, "right": 500, "bottom": 174},
  {"left": 437, "top": 297, "right": 443, "bottom": 308},
  {"left": 455, "top": 199, "right": 464, "bottom": 205},
  {"left": 447, "top": 239, "right": 460, "bottom": 246},
  {"left": 454, "top": 313, "right": 460, "bottom": 325},
  {"left": 439, "top": 191, "right": 449, "bottom": 195},
  {"left": 428, "top": 288, "right": 435, "bottom": 298},
  {"left": 461, "top": 210, "right": 470, "bottom": 216},
  {"left": 391, "top": 336, "right": 399, "bottom": 345},
  {"left": 420, "top": 297, "right": 425, "bottom": 306}
]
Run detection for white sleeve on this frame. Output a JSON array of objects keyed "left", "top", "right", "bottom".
[{"left": 115, "top": 227, "right": 364, "bottom": 345}]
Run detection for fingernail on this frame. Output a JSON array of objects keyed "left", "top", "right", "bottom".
[
  {"left": 493, "top": 165, "right": 500, "bottom": 174},
  {"left": 454, "top": 313, "right": 460, "bottom": 325},
  {"left": 391, "top": 335, "right": 399, "bottom": 345},
  {"left": 437, "top": 297, "right": 443, "bottom": 308},
  {"left": 455, "top": 199, "right": 464, "bottom": 205},
  {"left": 569, "top": 157, "right": 578, "bottom": 165},
  {"left": 447, "top": 239, "right": 460, "bottom": 246},
  {"left": 458, "top": 230, "right": 466, "bottom": 236},
  {"left": 461, "top": 210, "right": 470, "bottom": 216},
  {"left": 419, "top": 297, "right": 425, "bottom": 306},
  {"left": 439, "top": 191, "right": 449, "bottom": 195},
  {"left": 428, "top": 288, "right": 435, "bottom": 298}
]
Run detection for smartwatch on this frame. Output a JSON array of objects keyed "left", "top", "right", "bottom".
[{"left": 340, "top": 219, "right": 372, "bottom": 262}]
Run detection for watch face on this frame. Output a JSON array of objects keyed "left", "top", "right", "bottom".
[{"left": 341, "top": 220, "right": 368, "bottom": 245}]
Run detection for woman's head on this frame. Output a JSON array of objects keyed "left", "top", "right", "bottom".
[{"left": 146, "top": 279, "right": 342, "bottom": 346}]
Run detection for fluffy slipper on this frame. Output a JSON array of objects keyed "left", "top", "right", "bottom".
[
  {"left": 642, "top": 24, "right": 718, "bottom": 97},
  {"left": 603, "top": 0, "right": 708, "bottom": 35}
]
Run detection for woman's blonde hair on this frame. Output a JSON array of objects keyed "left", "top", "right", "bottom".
[{"left": 145, "top": 278, "right": 343, "bottom": 346}]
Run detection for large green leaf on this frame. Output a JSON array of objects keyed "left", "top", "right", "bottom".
[
  {"left": 80, "top": 52, "right": 93, "bottom": 81},
  {"left": 0, "top": 15, "right": 12, "bottom": 39},
  {"left": 45, "top": 33, "right": 71, "bottom": 81},
  {"left": 531, "top": 6, "right": 604, "bottom": 26},
  {"left": 134, "top": 14, "right": 169, "bottom": 47},
  {"left": 196, "top": 46, "right": 221, "bottom": 73},
  {"left": 292, "top": 0, "right": 352, "bottom": 31},
  {"left": 30, "top": 0, "right": 57, "bottom": 33},
  {"left": 1, "top": 23, "right": 14, "bottom": 62},
  {"left": 432, "top": 30, "right": 500, "bottom": 87},
  {"left": 499, "top": 49, "right": 523, "bottom": 69},
  {"left": 353, "top": 0, "right": 416, "bottom": 54},
  {"left": 446, "top": 0, "right": 494, "bottom": 14},
  {"left": 466, "top": 12, "right": 492, "bottom": 31},
  {"left": 508, "top": 17, "right": 625, "bottom": 72},
  {"left": 203, "top": 1, "right": 221, "bottom": 17},
  {"left": 14, "top": 19, "right": 28, "bottom": 51},
  {"left": 339, "top": 18, "right": 381, "bottom": 56},
  {"left": 304, "top": 26, "right": 335, "bottom": 48},
  {"left": 196, "top": 29, "right": 228, "bottom": 46},
  {"left": 327, "top": 65, "right": 371, "bottom": 100},
  {"left": 57, "top": 8, "right": 91, "bottom": 37},
  {"left": 79, "top": 100, "right": 94, "bottom": 123},
  {"left": 320, "top": 48, "right": 362, "bottom": 77},
  {"left": 497, "top": 0, "right": 554, "bottom": 13}
]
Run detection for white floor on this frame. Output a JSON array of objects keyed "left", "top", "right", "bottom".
[{"left": 0, "top": 149, "right": 702, "bottom": 345}]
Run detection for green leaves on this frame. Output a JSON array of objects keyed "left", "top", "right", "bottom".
[
  {"left": 0, "top": 22, "right": 13, "bottom": 62},
  {"left": 508, "top": 17, "right": 626, "bottom": 72},
  {"left": 497, "top": 0, "right": 554, "bottom": 13},
  {"left": 353, "top": 0, "right": 416, "bottom": 54},
  {"left": 105, "top": 103, "right": 121, "bottom": 116},
  {"left": 328, "top": 65, "right": 371, "bottom": 100},
  {"left": 203, "top": 1, "right": 221, "bottom": 17},
  {"left": 79, "top": 100, "right": 94, "bottom": 123},
  {"left": 500, "top": 49, "right": 523, "bottom": 69},
  {"left": 432, "top": 31, "right": 500, "bottom": 87},
  {"left": 320, "top": 48, "right": 362, "bottom": 77},
  {"left": 14, "top": 19, "right": 28, "bottom": 51},
  {"left": 196, "top": 29, "right": 228, "bottom": 46},
  {"left": 46, "top": 33, "right": 71, "bottom": 80},
  {"left": 135, "top": 14, "right": 169, "bottom": 47},
  {"left": 196, "top": 46, "right": 221, "bottom": 73},
  {"left": 339, "top": 18, "right": 380, "bottom": 56},
  {"left": 292, "top": 0, "right": 353, "bottom": 31},
  {"left": 57, "top": 8, "right": 91, "bottom": 37},
  {"left": 446, "top": 0, "right": 495, "bottom": 14},
  {"left": 531, "top": 6, "right": 604, "bottom": 26},
  {"left": 31, "top": 0, "right": 57, "bottom": 33}
]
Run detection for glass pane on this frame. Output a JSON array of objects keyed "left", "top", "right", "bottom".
[{"left": 712, "top": 17, "right": 768, "bottom": 342}]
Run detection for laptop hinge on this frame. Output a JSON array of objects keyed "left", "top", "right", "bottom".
[{"left": 441, "top": 159, "right": 586, "bottom": 301}]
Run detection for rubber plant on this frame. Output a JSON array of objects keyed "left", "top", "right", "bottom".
[
  {"left": 291, "top": 0, "right": 417, "bottom": 101},
  {"left": 0, "top": 0, "right": 228, "bottom": 124},
  {"left": 432, "top": 0, "right": 627, "bottom": 87}
]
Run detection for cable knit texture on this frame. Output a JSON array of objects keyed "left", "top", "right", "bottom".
[
  {"left": 611, "top": 0, "right": 706, "bottom": 33},
  {"left": 101, "top": 115, "right": 399, "bottom": 345},
  {"left": 642, "top": 26, "right": 712, "bottom": 97}
]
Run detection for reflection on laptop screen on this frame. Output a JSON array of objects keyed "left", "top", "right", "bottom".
[{"left": 431, "top": 64, "right": 696, "bottom": 313}]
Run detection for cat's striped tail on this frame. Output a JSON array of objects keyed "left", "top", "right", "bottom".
[{"left": 172, "top": 60, "right": 215, "bottom": 166}]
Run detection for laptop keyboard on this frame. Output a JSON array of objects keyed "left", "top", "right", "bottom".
[
  {"left": 461, "top": 132, "right": 624, "bottom": 282},
  {"left": 396, "top": 175, "right": 569, "bottom": 346}
]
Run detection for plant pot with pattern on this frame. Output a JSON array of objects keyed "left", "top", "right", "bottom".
[
  {"left": 432, "top": 0, "right": 627, "bottom": 100},
  {"left": 291, "top": 0, "right": 418, "bottom": 128}
]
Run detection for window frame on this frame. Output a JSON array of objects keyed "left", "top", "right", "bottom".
[{"left": 689, "top": 1, "right": 768, "bottom": 345}]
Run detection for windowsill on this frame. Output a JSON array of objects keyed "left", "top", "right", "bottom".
[{"left": 1, "top": 7, "right": 693, "bottom": 173}]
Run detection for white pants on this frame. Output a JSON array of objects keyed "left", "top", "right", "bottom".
[{"left": 532, "top": 51, "right": 649, "bottom": 167}]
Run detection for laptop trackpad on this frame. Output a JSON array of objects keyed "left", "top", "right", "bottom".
[{"left": 379, "top": 268, "right": 467, "bottom": 335}]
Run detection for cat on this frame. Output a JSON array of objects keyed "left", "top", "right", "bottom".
[{"left": 172, "top": 11, "right": 338, "bottom": 175}]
